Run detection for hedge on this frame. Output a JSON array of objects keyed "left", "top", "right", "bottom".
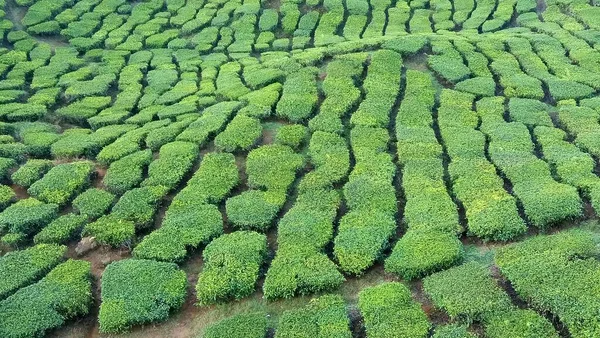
[
  {"left": 133, "top": 153, "right": 238, "bottom": 262},
  {"left": 484, "top": 309, "right": 558, "bottom": 338},
  {"left": 73, "top": 188, "right": 115, "bottom": 219},
  {"left": 0, "top": 259, "right": 92, "bottom": 338},
  {"left": 276, "top": 294, "right": 351, "bottom": 338},
  {"left": 508, "top": 98, "right": 553, "bottom": 127},
  {"left": 214, "top": 115, "right": 262, "bottom": 152},
  {"left": 176, "top": 101, "right": 243, "bottom": 145},
  {"left": 141, "top": 141, "right": 198, "bottom": 191},
  {"left": 203, "top": 312, "right": 267, "bottom": 338},
  {"left": 358, "top": 282, "right": 430, "bottom": 338},
  {"left": 110, "top": 185, "right": 167, "bottom": 228},
  {"left": 276, "top": 67, "right": 318, "bottom": 122},
  {"left": 27, "top": 161, "right": 94, "bottom": 206},
  {"left": 386, "top": 230, "right": 463, "bottom": 280},
  {"left": 33, "top": 213, "right": 88, "bottom": 244},
  {"left": 432, "top": 324, "right": 476, "bottom": 338},
  {"left": 0, "top": 243, "right": 66, "bottom": 300},
  {"left": 422, "top": 262, "right": 513, "bottom": 323},
  {"left": 351, "top": 50, "right": 402, "bottom": 128},
  {"left": 494, "top": 229, "right": 600, "bottom": 338},
  {"left": 103, "top": 149, "right": 153, "bottom": 195},
  {"left": 274, "top": 124, "right": 308, "bottom": 149},
  {"left": 196, "top": 231, "right": 267, "bottom": 305},
  {"left": 0, "top": 198, "right": 58, "bottom": 238},
  {"left": 99, "top": 259, "right": 187, "bottom": 333}
]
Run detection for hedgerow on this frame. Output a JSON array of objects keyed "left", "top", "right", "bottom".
[
  {"left": 386, "top": 230, "right": 463, "bottom": 280},
  {"left": 214, "top": 115, "right": 262, "bottom": 152},
  {"left": 0, "top": 243, "right": 66, "bottom": 300},
  {"left": 33, "top": 213, "right": 88, "bottom": 244},
  {"left": 133, "top": 152, "right": 238, "bottom": 262},
  {"left": 423, "top": 262, "right": 513, "bottom": 323},
  {"left": 274, "top": 124, "right": 308, "bottom": 149},
  {"left": 176, "top": 101, "right": 243, "bottom": 145},
  {"left": 484, "top": 309, "right": 558, "bottom": 338},
  {"left": 141, "top": 141, "right": 199, "bottom": 191},
  {"left": 508, "top": 98, "right": 553, "bottom": 127},
  {"left": 27, "top": 161, "right": 94, "bottom": 206},
  {"left": 276, "top": 294, "right": 351, "bottom": 338},
  {"left": 276, "top": 67, "right": 318, "bottom": 122},
  {"left": 358, "top": 282, "right": 430, "bottom": 338},
  {"left": 203, "top": 312, "right": 267, "bottom": 338},
  {"left": 0, "top": 259, "right": 92, "bottom": 338},
  {"left": 351, "top": 50, "right": 401, "bottom": 128},
  {"left": 110, "top": 185, "right": 167, "bottom": 228},
  {"left": 495, "top": 229, "right": 600, "bottom": 338},
  {"left": 432, "top": 324, "right": 476, "bottom": 338},
  {"left": 196, "top": 231, "right": 267, "bottom": 305},
  {"left": 72, "top": 188, "right": 115, "bottom": 219},
  {"left": 0, "top": 198, "right": 58, "bottom": 240},
  {"left": 103, "top": 149, "right": 153, "bottom": 195},
  {"left": 99, "top": 259, "right": 187, "bottom": 333}
]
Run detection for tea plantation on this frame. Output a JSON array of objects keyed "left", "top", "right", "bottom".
[{"left": 0, "top": 0, "right": 600, "bottom": 336}]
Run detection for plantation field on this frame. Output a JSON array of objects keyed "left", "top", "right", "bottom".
[{"left": 1, "top": 0, "right": 600, "bottom": 337}]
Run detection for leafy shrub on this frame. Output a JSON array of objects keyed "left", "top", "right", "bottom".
[
  {"left": 83, "top": 215, "right": 135, "bottom": 247},
  {"left": 0, "top": 244, "right": 66, "bottom": 300},
  {"left": 33, "top": 213, "right": 88, "bottom": 244},
  {"left": 423, "top": 262, "right": 513, "bottom": 323},
  {"left": 386, "top": 230, "right": 463, "bottom": 280},
  {"left": 226, "top": 190, "right": 281, "bottom": 231},
  {"left": 73, "top": 188, "right": 115, "bottom": 219},
  {"left": 214, "top": 115, "right": 262, "bottom": 152},
  {"left": 11, "top": 159, "right": 53, "bottom": 188},
  {"left": 275, "top": 124, "right": 308, "bottom": 149},
  {"left": 99, "top": 259, "right": 187, "bottom": 333},
  {"left": 0, "top": 259, "right": 92, "bottom": 338},
  {"left": 358, "top": 282, "right": 431, "bottom": 338},
  {"left": 484, "top": 309, "right": 558, "bottom": 338},
  {"left": 141, "top": 141, "right": 199, "bottom": 191},
  {"left": 103, "top": 149, "right": 152, "bottom": 195},
  {"left": 428, "top": 54, "right": 471, "bottom": 83},
  {"left": 203, "top": 312, "right": 267, "bottom": 338},
  {"left": 455, "top": 77, "right": 496, "bottom": 97},
  {"left": 276, "top": 294, "right": 351, "bottom": 338},
  {"left": 432, "top": 324, "right": 476, "bottom": 338},
  {"left": 111, "top": 185, "right": 167, "bottom": 228},
  {"left": 0, "top": 198, "right": 58, "bottom": 238},
  {"left": 28, "top": 161, "right": 94, "bottom": 206},
  {"left": 196, "top": 231, "right": 267, "bottom": 305},
  {"left": 276, "top": 67, "right": 318, "bottom": 122},
  {"left": 177, "top": 101, "right": 243, "bottom": 145}
]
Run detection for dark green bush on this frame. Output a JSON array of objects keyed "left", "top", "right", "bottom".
[
  {"left": 103, "top": 149, "right": 152, "bottom": 195},
  {"left": 99, "top": 259, "right": 187, "bottom": 333},
  {"left": 0, "top": 198, "right": 58, "bottom": 238}
]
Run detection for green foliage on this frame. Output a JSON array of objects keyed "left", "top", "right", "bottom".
[
  {"left": 276, "top": 294, "right": 351, "bottom": 338},
  {"left": 134, "top": 153, "right": 238, "bottom": 262},
  {"left": 83, "top": 215, "right": 135, "bottom": 247},
  {"left": 0, "top": 198, "right": 58, "bottom": 238},
  {"left": 0, "top": 259, "right": 92, "bottom": 338},
  {"left": 214, "top": 115, "right": 262, "bottom": 152},
  {"left": 495, "top": 230, "right": 600, "bottom": 338},
  {"left": 203, "top": 312, "right": 267, "bottom": 338},
  {"left": 386, "top": 230, "right": 463, "bottom": 280},
  {"left": 275, "top": 124, "right": 308, "bottom": 149},
  {"left": 455, "top": 77, "right": 496, "bottom": 97},
  {"left": 358, "top": 282, "right": 431, "bottom": 338},
  {"left": 196, "top": 231, "right": 267, "bottom": 305},
  {"left": 111, "top": 185, "right": 167, "bottom": 228},
  {"left": 276, "top": 68, "right": 318, "bottom": 122},
  {"left": 33, "top": 213, "right": 88, "bottom": 244},
  {"left": 484, "top": 309, "right": 558, "bottom": 338},
  {"left": 103, "top": 150, "right": 152, "bottom": 195},
  {"left": 0, "top": 244, "right": 66, "bottom": 300},
  {"left": 72, "top": 188, "right": 115, "bottom": 219},
  {"left": 11, "top": 159, "right": 52, "bottom": 187},
  {"left": 141, "top": 141, "right": 199, "bottom": 191},
  {"left": 28, "top": 161, "right": 94, "bottom": 206},
  {"left": 423, "top": 262, "right": 513, "bottom": 323},
  {"left": 432, "top": 324, "right": 476, "bottom": 338},
  {"left": 99, "top": 259, "right": 187, "bottom": 333}
]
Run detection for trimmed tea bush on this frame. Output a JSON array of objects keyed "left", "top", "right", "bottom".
[
  {"left": 358, "top": 282, "right": 430, "bottom": 338},
  {"left": 196, "top": 231, "right": 267, "bottom": 305},
  {"left": 203, "top": 312, "right": 267, "bottom": 338},
  {"left": 276, "top": 294, "right": 351, "bottom": 338},
  {"left": 11, "top": 159, "right": 52, "bottom": 188},
  {"left": 99, "top": 259, "right": 187, "bottom": 333},
  {"left": 72, "top": 188, "right": 115, "bottom": 219},
  {"left": 28, "top": 161, "right": 94, "bottom": 206},
  {"left": 33, "top": 213, "right": 88, "bottom": 244}
]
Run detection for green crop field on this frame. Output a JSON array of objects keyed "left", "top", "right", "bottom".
[{"left": 0, "top": 0, "right": 600, "bottom": 337}]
